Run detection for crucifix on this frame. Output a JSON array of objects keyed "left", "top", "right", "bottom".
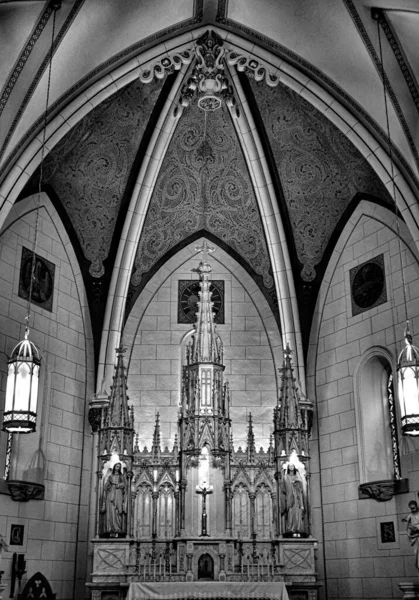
[
  {"left": 196, "top": 480, "right": 213, "bottom": 536},
  {"left": 195, "top": 240, "right": 215, "bottom": 265}
]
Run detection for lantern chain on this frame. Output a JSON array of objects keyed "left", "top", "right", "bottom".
[
  {"left": 26, "top": 5, "right": 57, "bottom": 334},
  {"left": 377, "top": 19, "right": 409, "bottom": 333}
]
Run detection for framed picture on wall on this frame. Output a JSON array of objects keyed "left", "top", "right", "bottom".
[
  {"left": 178, "top": 280, "right": 224, "bottom": 324},
  {"left": 18, "top": 247, "right": 55, "bottom": 313},
  {"left": 350, "top": 254, "right": 387, "bottom": 317}
]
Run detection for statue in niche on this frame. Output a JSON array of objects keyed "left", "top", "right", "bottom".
[
  {"left": 101, "top": 463, "right": 127, "bottom": 537},
  {"left": 403, "top": 500, "right": 419, "bottom": 570},
  {"left": 281, "top": 463, "right": 305, "bottom": 536}
]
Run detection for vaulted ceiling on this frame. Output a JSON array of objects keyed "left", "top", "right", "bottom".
[{"left": 1, "top": 0, "right": 418, "bottom": 365}]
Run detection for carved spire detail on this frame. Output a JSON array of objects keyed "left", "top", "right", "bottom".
[
  {"left": 152, "top": 412, "right": 161, "bottom": 460},
  {"left": 98, "top": 346, "right": 135, "bottom": 461},
  {"left": 274, "top": 343, "right": 313, "bottom": 461},
  {"left": 191, "top": 241, "right": 223, "bottom": 364},
  {"left": 277, "top": 343, "right": 303, "bottom": 430},
  {"left": 106, "top": 346, "right": 133, "bottom": 429},
  {"left": 247, "top": 413, "right": 256, "bottom": 464}
]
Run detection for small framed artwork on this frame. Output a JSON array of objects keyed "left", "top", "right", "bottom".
[
  {"left": 178, "top": 280, "right": 224, "bottom": 324},
  {"left": 376, "top": 516, "right": 399, "bottom": 550},
  {"left": 350, "top": 254, "right": 387, "bottom": 317},
  {"left": 10, "top": 524, "right": 24, "bottom": 546},
  {"left": 18, "top": 247, "right": 55, "bottom": 312}
]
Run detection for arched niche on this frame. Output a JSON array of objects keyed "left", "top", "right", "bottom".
[
  {"left": 354, "top": 347, "right": 396, "bottom": 484},
  {"left": 198, "top": 553, "right": 214, "bottom": 581},
  {"left": 123, "top": 236, "right": 282, "bottom": 451}
]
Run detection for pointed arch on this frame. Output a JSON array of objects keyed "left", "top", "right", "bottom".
[
  {"left": 232, "top": 483, "right": 251, "bottom": 538},
  {"left": 1, "top": 28, "right": 418, "bottom": 397},
  {"left": 307, "top": 199, "right": 419, "bottom": 396}
]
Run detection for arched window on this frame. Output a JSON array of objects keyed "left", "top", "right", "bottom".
[
  {"left": 355, "top": 349, "right": 401, "bottom": 483},
  {"left": 135, "top": 483, "right": 152, "bottom": 538},
  {"left": 255, "top": 484, "right": 272, "bottom": 539},
  {"left": 158, "top": 483, "right": 175, "bottom": 539},
  {"left": 232, "top": 483, "right": 250, "bottom": 538}
]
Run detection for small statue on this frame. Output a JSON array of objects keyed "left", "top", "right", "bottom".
[
  {"left": 403, "top": 500, "right": 419, "bottom": 570},
  {"left": 101, "top": 463, "right": 127, "bottom": 537},
  {"left": 282, "top": 464, "right": 305, "bottom": 536}
]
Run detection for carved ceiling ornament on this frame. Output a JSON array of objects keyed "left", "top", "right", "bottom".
[
  {"left": 179, "top": 30, "right": 234, "bottom": 111},
  {"left": 130, "top": 97, "right": 274, "bottom": 291},
  {"left": 41, "top": 78, "right": 164, "bottom": 278},
  {"left": 249, "top": 79, "right": 391, "bottom": 281}
]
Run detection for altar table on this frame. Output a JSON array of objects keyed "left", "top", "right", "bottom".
[{"left": 126, "top": 581, "right": 289, "bottom": 600}]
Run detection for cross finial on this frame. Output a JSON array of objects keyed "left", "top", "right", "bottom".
[{"left": 195, "top": 239, "right": 215, "bottom": 263}]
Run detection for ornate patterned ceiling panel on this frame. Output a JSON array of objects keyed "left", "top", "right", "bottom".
[
  {"left": 130, "top": 98, "right": 274, "bottom": 291},
  {"left": 41, "top": 78, "right": 164, "bottom": 277},
  {"left": 249, "top": 78, "right": 392, "bottom": 281}
]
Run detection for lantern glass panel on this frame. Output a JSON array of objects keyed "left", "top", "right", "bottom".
[
  {"left": 5, "top": 363, "right": 16, "bottom": 412},
  {"left": 30, "top": 364, "right": 39, "bottom": 413},
  {"left": 399, "top": 365, "right": 419, "bottom": 415},
  {"left": 16, "top": 360, "right": 31, "bottom": 412}
]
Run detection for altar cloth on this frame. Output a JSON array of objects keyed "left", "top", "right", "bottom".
[{"left": 126, "top": 582, "right": 289, "bottom": 600}]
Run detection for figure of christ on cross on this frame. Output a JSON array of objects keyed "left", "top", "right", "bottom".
[{"left": 196, "top": 480, "right": 213, "bottom": 536}]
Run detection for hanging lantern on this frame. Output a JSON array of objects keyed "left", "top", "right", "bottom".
[
  {"left": 2, "top": 329, "right": 40, "bottom": 433},
  {"left": 397, "top": 322, "right": 419, "bottom": 436}
]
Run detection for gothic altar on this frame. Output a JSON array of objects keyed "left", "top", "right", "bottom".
[{"left": 87, "top": 243, "right": 319, "bottom": 600}]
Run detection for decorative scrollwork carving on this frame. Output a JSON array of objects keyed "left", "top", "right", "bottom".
[
  {"left": 179, "top": 31, "right": 234, "bottom": 111},
  {"left": 226, "top": 52, "right": 280, "bottom": 87},
  {"left": 139, "top": 50, "right": 193, "bottom": 84}
]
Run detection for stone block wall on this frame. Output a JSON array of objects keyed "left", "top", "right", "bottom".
[
  {"left": 0, "top": 196, "right": 94, "bottom": 599},
  {"left": 124, "top": 241, "right": 282, "bottom": 452},
  {"left": 308, "top": 205, "right": 419, "bottom": 599}
]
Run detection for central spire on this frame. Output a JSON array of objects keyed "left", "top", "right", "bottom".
[{"left": 191, "top": 240, "right": 222, "bottom": 364}]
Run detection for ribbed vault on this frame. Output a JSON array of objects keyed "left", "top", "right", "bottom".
[
  {"left": 249, "top": 77, "right": 392, "bottom": 283},
  {"left": 36, "top": 77, "right": 164, "bottom": 278},
  {"left": 127, "top": 96, "right": 276, "bottom": 317},
  {"left": 14, "top": 26, "right": 409, "bottom": 365}
]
